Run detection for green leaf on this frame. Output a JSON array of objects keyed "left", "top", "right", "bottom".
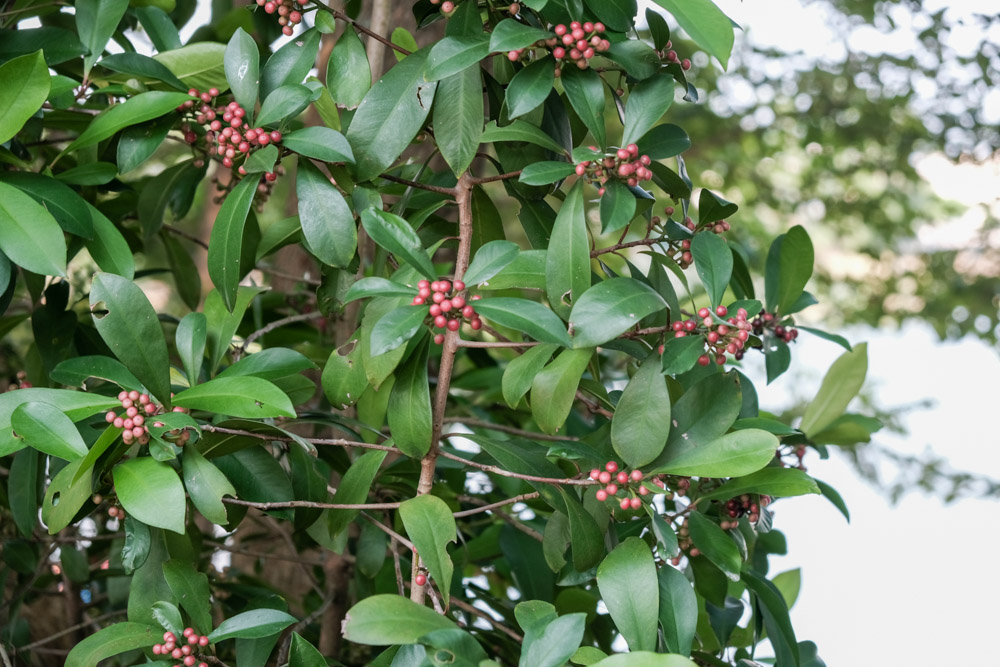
[
  {"left": 0, "top": 182, "right": 67, "bottom": 277},
  {"left": 560, "top": 66, "right": 606, "bottom": 147},
  {"left": 570, "top": 278, "right": 666, "bottom": 348},
  {"left": 49, "top": 355, "right": 142, "bottom": 392},
  {"left": 518, "top": 160, "right": 575, "bottom": 185},
  {"left": 545, "top": 181, "right": 589, "bottom": 318},
  {"left": 507, "top": 57, "right": 555, "bottom": 119},
  {"left": 463, "top": 241, "right": 519, "bottom": 286},
  {"left": 0, "top": 389, "right": 118, "bottom": 456},
  {"left": 67, "top": 91, "right": 193, "bottom": 151},
  {"left": 176, "top": 312, "right": 206, "bottom": 386},
  {"left": 605, "top": 40, "right": 660, "bottom": 80},
  {"left": 11, "top": 402, "right": 88, "bottom": 460},
  {"left": 347, "top": 48, "right": 437, "bottom": 182},
  {"left": 345, "top": 277, "right": 415, "bottom": 303},
  {"left": 657, "top": 565, "right": 697, "bottom": 656},
  {"left": 590, "top": 653, "right": 697, "bottom": 667},
  {"left": 242, "top": 144, "right": 278, "bottom": 175},
  {"left": 163, "top": 233, "right": 200, "bottom": 309},
  {"left": 742, "top": 571, "right": 799, "bottom": 666},
  {"left": 218, "top": 348, "right": 316, "bottom": 382},
  {"left": 297, "top": 159, "right": 357, "bottom": 267},
  {"left": 434, "top": 65, "right": 484, "bottom": 176},
  {"left": 40, "top": 459, "right": 92, "bottom": 533},
  {"left": 326, "top": 28, "right": 370, "bottom": 108},
  {"left": 260, "top": 28, "right": 320, "bottom": 99},
  {"left": 660, "top": 336, "right": 706, "bottom": 375},
  {"left": 65, "top": 622, "right": 159, "bottom": 667},
  {"left": 652, "top": 0, "right": 736, "bottom": 69},
  {"left": 815, "top": 478, "right": 850, "bottom": 522},
  {"left": 797, "top": 325, "right": 851, "bottom": 352},
  {"left": 388, "top": 339, "right": 432, "bottom": 458},
  {"left": 137, "top": 7, "right": 181, "bottom": 51},
  {"left": 656, "top": 429, "right": 778, "bottom": 478},
  {"left": 800, "top": 342, "right": 867, "bottom": 437},
  {"left": 687, "top": 512, "right": 741, "bottom": 581},
  {"left": 699, "top": 467, "right": 820, "bottom": 502},
  {"left": 153, "top": 42, "right": 228, "bottom": 92},
  {"left": 327, "top": 449, "right": 387, "bottom": 536},
  {"left": 481, "top": 119, "right": 566, "bottom": 155},
  {"left": 54, "top": 162, "right": 117, "bottom": 186},
  {"left": 521, "top": 613, "right": 587, "bottom": 667},
  {"left": 114, "top": 458, "right": 186, "bottom": 534},
  {"left": 282, "top": 126, "right": 355, "bottom": 163},
  {"left": 76, "top": 0, "right": 129, "bottom": 76},
  {"left": 0, "top": 172, "right": 93, "bottom": 239},
  {"left": 182, "top": 446, "right": 237, "bottom": 525},
  {"left": 370, "top": 305, "right": 427, "bottom": 357},
  {"left": 489, "top": 19, "right": 553, "bottom": 52},
  {"left": 0, "top": 51, "right": 50, "bottom": 144},
  {"left": 137, "top": 159, "right": 205, "bottom": 240},
  {"left": 622, "top": 74, "right": 675, "bottom": 147},
  {"left": 556, "top": 488, "right": 604, "bottom": 572},
  {"left": 572, "top": 646, "right": 610, "bottom": 665},
  {"left": 342, "top": 595, "right": 457, "bottom": 645},
  {"left": 472, "top": 298, "right": 571, "bottom": 346},
  {"left": 502, "top": 343, "right": 557, "bottom": 408},
  {"left": 99, "top": 52, "right": 188, "bottom": 91},
  {"left": 584, "top": 0, "right": 637, "bottom": 32},
  {"left": 611, "top": 357, "right": 670, "bottom": 467},
  {"left": 360, "top": 208, "right": 436, "bottom": 280},
  {"left": 172, "top": 376, "right": 296, "bottom": 418},
  {"left": 360, "top": 298, "right": 409, "bottom": 388},
  {"left": 772, "top": 568, "right": 802, "bottom": 609},
  {"left": 90, "top": 272, "right": 171, "bottom": 405},
  {"left": 225, "top": 28, "right": 259, "bottom": 118},
  {"left": 9, "top": 449, "right": 39, "bottom": 537},
  {"left": 207, "top": 176, "right": 258, "bottom": 312},
  {"left": 776, "top": 225, "right": 814, "bottom": 315},
  {"left": 598, "top": 180, "right": 636, "bottom": 234},
  {"left": 151, "top": 601, "right": 184, "bottom": 636},
  {"left": 531, "top": 348, "right": 593, "bottom": 435},
  {"left": 208, "top": 609, "right": 298, "bottom": 642},
  {"left": 289, "top": 633, "right": 327, "bottom": 667},
  {"left": 400, "top": 494, "right": 457, "bottom": 596},
  {"left": 256, "top": 83, "right": 314, "bottom": 127},
  {"left": 639, "top": 124, "right": 691, "bottom": 160},
  {"left": 86, "top": 205, "right": 135, "bottom": 280},
  {"left": 691, "top": 232, "right": 732, "bottom": 307},
  {"left": 596, "top": 537, "right": 659, "bottom": 651},
  {"left": 698, "top": 189, "right": 738, "bottom": 225},
  {"left": 121, "top": 515, "right": 150, "bottom": 574},
  {"left": 425, "top": 35, "right": 490, "bottom": 81}
]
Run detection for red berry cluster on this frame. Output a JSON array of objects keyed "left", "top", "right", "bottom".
[
  {"left": 151, "top": 629, "right": 210, "bottom": 666},
  {"left": 589, "top": 461, "right": 648, "bottom": 510},
  {"left": 658, "top": 206, "right": 732, "bottom": 269},
  {"left": 659, "top": 40, "right": 692, "bottom": 71},
  {"left": 254, "top": 0, "right": 303, "bottom": 36},
  {"left": 747, "top": 311, "right": 799, "bottom": 354},
  {"left": 508, "top": 21, "right": 611, "bottom": 76},
  {"left": 104, "top": 390, "right": 191, "bottom": 446},
  {"left": 410, "top": 279, "right": 483, "bottom": 344},
  {"left": 575, "top": 143, "right": 654, "bottom": 193},
  {"left": 665, "top": 305, "right": 751, "bottom": 366},
  {"left": 723, "top": 493, "right": 771, "bottom": 525}
]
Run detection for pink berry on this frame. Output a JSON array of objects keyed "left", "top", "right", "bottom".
[
  {"left": 415, "top": 574, "right": 427, "bottom": 586},
  {"left": 446, "top": 319, "right": 460, "bottom": 331},
  {"left": 105, "top": 411, "right": 116, "bottom": 423},
  {"left": 589, "top": 469, "right": 601, "bottom": 480},
  {"left": 698, "top": 355, "right": 710, "bottom": 367},
  {"left": 716, "top": 305, "right": 728, "bottom": 317},
  {"left": 440, "top": 299, "right": 452, "bottom": 312},
  {"left": 434, "top": 315, "right": 448, "bottom": 328},
  {"left": 616, "top": 471, "right": 628, "bottom": 484},
  {"left": 605, "top": 483, "right": 618, "bottom": 495},
  {"left": 441, "top": 0, "right": 454, "bottom": 12},
  {"left": 434, "top": 334, "right": 445, "bottom": 345},
  {"left": 630, "top": 497, "right": 642, "bottom": 510},
  {"left": 185, "top": 656, "right": 196, "bottom": 666},
  {"left": 620, "top": 498, "right": 631, "bottom": 510},
  {"left": 605, "top": 461, "right": 618, "bottom": 473},
  {"left": 113, "top": 417, "right": 124, "bottom": 429},
  {"left": 470, "top": 318, "right": 482, "bottom": 330},
  {"left": 596, "top": 489, "right": 608, "bottom": 501},
  {"left": 630, "top": 469, "right": 643, "bottom": 481},
  {"left": 199, "top": 637, "right": 209, "bottom": 647},
  {"left": 429, "top": 304, "right": 442, "bottom": 317},
  {"left": 598, "top": 471, "right": 611, "bottom": 484}
]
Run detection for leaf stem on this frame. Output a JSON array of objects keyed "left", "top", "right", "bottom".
[{"left": 310, "top": 2, "right": 412, "bottom": 57}]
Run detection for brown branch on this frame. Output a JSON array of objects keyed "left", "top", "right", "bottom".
[
  {"left": 311, "top": 3, "right": 411, "bottom": 58},
  {"left": 378, "top": 172, "right": 457, "bottom": 197},
  {"left": 16, "top": 610, "right": 125, "bottom": 652},
  {"left": 257, "top": 266, "right": 323, "bottom": 287},
  {"left": 453, "top": 492, "right": 540, "bottom": 518},
  {"left": 235, "top": 311, "right": 325, "bottom": 358},
  {"left": 222, "top": 497, "right": 401, "bottom": 511},
  {"left": 199, "top": 425, "right": 399, "bottom": 453},
  {"left": 449, "top": 597, "right": 523, "bottom": 642},
  {"left": 360, "top": 512, "right": 414, "bottom": 552},
  {"left": 163, "top": 223, "right": 209, "bottom": 250},
  {"left": 441, "top": 418, "right": 579, "bottom": 442},
  {"left": 590, "top": 237, "right": 663, "bottom": 258},
  {"left": 438, "top": 449, "right": 595, "bottom": 486},
  {"left": 204, "top": 541, "right": 333, "bottom": 567},
  {"left": 469, "top": 169, "right": 523, "bottom": 185},
  {"left": 455, "top": 339, "right": 540, "bottom": 349}
]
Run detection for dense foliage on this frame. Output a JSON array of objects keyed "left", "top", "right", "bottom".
[{"left": 0, "top": 0, "right": 881, "bottom": 665}]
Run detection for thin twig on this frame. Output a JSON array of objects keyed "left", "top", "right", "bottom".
[
  {"left": 439, "top": 449, "right": 595, "bottom": 486},
  {"left": 236, "top": 311, "right": 325, "bottom": 357},
  {"left": 590, "top": 237, "right": 662, "bottom": 257},
  {"left": 199, "top": 425, "right": 399, "bottom": 453},
  {"left": 204, "top": 541, "right": 333, "bottom": 567},
  {"left": 162, "top": 224, "right": 209, "bottom": 250},
  {"left": 258, "top": 266, "right": 323, "bottom": 286},
  {"left": 449, "top": 597, "right": 523, "bottom": 642},
  {"left": 222, "top": 497, "right": 402, "bottom": 511},
  {"left": 455, "top": 339, "right": 540, "bottom": 349},
  {"left": 16, "top": 610, "right": 126, "bottom": 651},
  {"left": 313, "top": 3, "right": 412, "bottom": 57},
  {"left": 378, "top": 172, "right": 456, "bottom": 196},
  {"left": 452, "top": 492, "right": 540, "bottom": 518},
  {"left": 360, "top": 512, "right": 414, "bottom": 552},
  {"left": 469, "top": 169, "right": 523, "bottom": 185},
  {"left": 442, "top": 418, "right": 579, "bottom": 442}
]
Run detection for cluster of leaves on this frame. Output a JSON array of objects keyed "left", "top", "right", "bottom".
[{"left": 0, "top": 0, "right": 882, "bottom": 666}]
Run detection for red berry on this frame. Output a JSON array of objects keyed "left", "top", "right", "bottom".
[
  {"left": 469, "top": 318, "right": 482, "bottom": 330},
  {"left": 453, "top": 280, "right": 465, "bottom": 291},
  {"left": 199, "top": 636, "right": 209, "bottom": 647},
  {"left": 598, "top": 471, "right": 611, "bottom": 484},
  {"left": 184, "top": 656, "right": 196, "bottom": 667},
  {"left": 605, "top": 461, "right": 618, "bottom": 473},
  {"left": 620, "top": 498, "right": 631, "bottom": 510},
  {"left": 415, "top": 573, "right": 427, "bottom": 586},
  {"left": 554, "top": 24, "right": 567, "bottom": 36},
  {"left": 418, "top": 279, "right": 430, "bottom": 289},
  {"left": 616, "top": 471, "right": 628, "bottom": 484},
  {"left": 630, "top": 469, "right": 643, "bottom": 482},
  {"left": 697, "top": 355, "right": 710, "bottom": 367},
  {"left": 451, "top": 296, "right": 465, "bottom": 309},
  {"left": 434, "top": 334, "right": 445, "bottom": 345},
  {"left": 630, "top": 497, "right": 642, "bottom": 510},
  {"left": 716, "top": 305, "right": 728, "bottom": 317},
  {"left": 461, "top": 305, "right": 474, "bottom": 318},
  {"left": 446, "top": 319, "right": 460, "bottom": 331},
  {"left": 441, "top": 0, "right": 454, "bottom": 12},
  {"left": 596, "top": 489, "right": 608, "bottom": 501},
  {"left": 589, "top": 469, "right": 601, "bottom": 480},
  {"left": 605, "top": 483, "right": 618, "bottom": 495},
  {"left": 429, "top": 304, "right": 442, "bottom": 317},
  {"left": 434, "top": 315, "right": 448, "bottom": 328}
]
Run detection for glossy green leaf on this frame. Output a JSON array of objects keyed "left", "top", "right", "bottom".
[
  {"left": 114, "top": 458, "right": 186, "bottom": 534},
  {"left": 297, "top": 159, "right": 357, "bottom": 267},
  {"left": 0, "top": 389, "right": 118, "bottom": 455},
  {"left": 176, "top": 311, "right": 206, "bottom": 386},
  {"left": 691, "top": 232, "right": 732, "bottom": 307},
  {"left": 256, "top": 83, "right": 313, "bottom": 127},
  {"left": 687, "top": 512, "right": 741, "bottom": 581},
  {"left": 208, "top": 609, "right": 298, "bottom": 642},
  {"left": 521, "top": 613, "right": 587, "bottom": 667},
  {"left": 8, "top": 449, "right": 39, "bottom": 537},
  {"left": 344, "top": 278, "right": 415, "bottom": 303},
  {"left": 54, "top": 162, "right": 117, "bottom": 186},
  {"left": 153, "top": 42, "right": 228, "bottom": 92},
  {"left": 462, "top": 241, "right": 519, "bottom": 286},
  {"left": 326, "top": 28, "right": 370, "bottom": 107},
  {"left": 742, "top": 571, "right": 799, "bottom": 666},
  {"left": 507, "top": 57, "right": 555, "bottom": 119},
  {"left": 260, "top": 28, "right": 320, "bottom": 99},
  {"left": 480, "top": 119, "right": 566, "bottom": 155},
  {"left": 342, "top": 595, "right": 456, "bottom": 645},
  {"left": 591, "top": 653, "right": 698, "bottom": 667},
  {"left": 137, "top": 7, "right": 181, "bottom": 51},
  {"left": 327, "top": 449, "right": 387, "bottom": 536},
  {"left": 472, "top": 298, "right": 571, "bottom": 346},
  {"left": 163, "top": 233, "right": 199, "bottom": 309},
  {"left": 426, "top": 35, "right": 490, "bottom": 81},
  {"left": 120, "top": 515, "right": 149, "bottom": 574},
  {"left": 400, "top": 494, "right": 456, "bottom": 596},
  {"left": 657, "top": 429, "right": 778, "bottom": 477},
  {"left": 557, "top": 487, "right": 604, "bottom": 572},
  {"left": 502, "top": 343, "right": 557, "bottom": 408},
  {"left": 660, "top": 336, "right": 707, "bottom": 375},
  {"left": 67, "top": 91, "right": 192, "bottom": 151},
  {"left": 570, "top": 278, "right": 666, "bottom": 348},
  {"left": 65, "top": 622, "right": 158, "bottom": 667},
  {"left": 776, "top": 225, "right": 815, "bottom": 315},
  {"left": 224, "top": 28, "right": 259, "bottom": 117},
  {"left": 282, "top": 126, "right": 355, "bottom": 163},
  {"left": 560, "top": 66, "right": 606, "bottom": 147},
  {"left": 657, "top": 565, "right": 697, "bottom": 656},
  {"left": 800, "top": 342, "right": 867, "bottom": 437},
  {"left": 360, "top": 208, "right": 436, "bottom": 280},
  {"left": 611, "top": 357, "right": 671, "bottom": 467},
  {"left": 545, "top": 181, "right": 589, "bottom": 318},
  {"left": 151, "top": 601, "right": 183, "bottom": 636},
  {"left": 369, "top": 305, "right": 427, "bottom": 357},
  {"left": 218, "top": 348, "right": 316, "bottom": 382},
  {"left": 182, "top": 446, "right": 237, "bottom": 525},
  {"left": 289, "top": 633, "right": 327, "bottom": 667},
  {"left": 347, "top": 48, "right": 437, "bottom": 181},
  {"left": 86, "top": 204, "right": 135, "bottom": 280},
  {"left": 660, "top": 365, "right": 744, "bottom": 467},
  {"left": 137, "top": 159, "right": 205, "bottom": 240},
  {"left": 207, "top": 175, "right": 258, "bottom": 312},
  {"left": 435, "top": 65, "right": 484, "bottom": 176},
  {"left": 99, "top": 52, "right": 188, "bottom": 91},
  {"left": 639, "top": 123, "right": 691, "bottom": 160},
  {"left": 40, "top": 459, "right": 92, "bottom": 533},
  {"left": 11, "top": 401, "right": 88, "bottom": 460},
  {"left": 172, "top": 376, "right": 296, "bottom": 418},
  {"left": 90, "top": 272, "right": 171, "bottom": 405},
  {"left": 0, "top": 172, "right": 93, "bottom": 239},
  {"left": 76, "top": 0, "right": 129, "bottom": 76},
  {"left": 531, "top": 348, "right": 592, "bottom": 435},
  {"left": 388, "top": 339, "right": 432, "bottom": 457},
  {"left": 815, "top": 478, "right": 850, "bottom": 522},
  {"left": 0, "top": 182, "right": 67, "bottom": 277},
  {"left": 699, "top": 467, "right": 821, "bottom": 502},
  {"left": 360, "top": 297, "right": 409, "bottom": 388},
  {"left": 653, "top": 0, "right": 735, "bottom": 69},
  {"left": 622, "top": 74, "right": 675, "bottom": 146},
  {"left": 519, "top": 160, "right": 576, "bottom": 185},
  {"left": 596, "top": 537, "right": 659, "bottom": 651},
  {"left": 213, "top": 446, "right": 294, "bottom": 520},
  {"left": 49, "top": 355, "right": 142, "bottom": 392},
  {"left": 0, "top": 51, "right": 50, "bottom": 144},
  {"left": 599, "top": 180, "right": 636, "bottom": 234},
  {"left": 489, "top": 19, "right": 553, "bottom": 52}
]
